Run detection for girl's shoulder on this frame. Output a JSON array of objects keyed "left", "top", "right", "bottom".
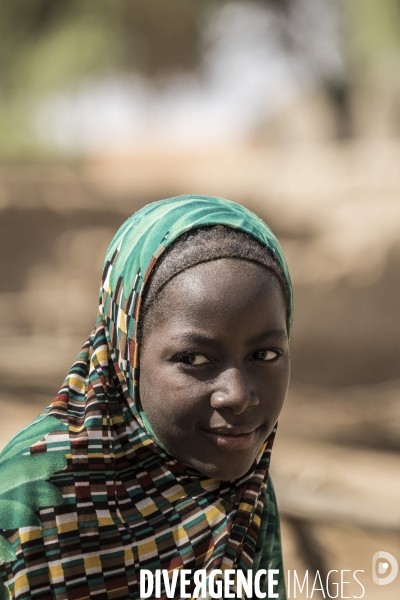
[{"left": 0, "top": 413, "right": 69, "bottom": 565}]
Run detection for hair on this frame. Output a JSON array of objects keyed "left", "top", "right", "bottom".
[{"left": 138, "top": 224, "right": 291, "bottom": 342}]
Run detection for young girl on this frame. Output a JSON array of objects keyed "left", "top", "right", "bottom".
[{"left": 0, "top": 195, "right": 292, "bottom": 600}]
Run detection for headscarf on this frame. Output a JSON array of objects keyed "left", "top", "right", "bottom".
[{"left": 0, "top": 196, "right": 293, "bottom": 600}]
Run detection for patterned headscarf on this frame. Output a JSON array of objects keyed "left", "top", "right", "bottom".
[{"left": 0, "top": 196, "right": 292, "bottom": 599}]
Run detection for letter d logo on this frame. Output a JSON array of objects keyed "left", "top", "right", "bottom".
[{"left": 372, "top": 551, "right": 398, "bottom": 585}]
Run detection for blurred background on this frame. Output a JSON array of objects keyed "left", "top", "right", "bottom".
[{"left": 0, "top": 0, "right": 399, "bottom": 597}]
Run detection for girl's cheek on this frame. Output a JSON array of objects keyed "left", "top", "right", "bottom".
[{"left": 162, "top": 377, "right": 210, "bottom": 415}]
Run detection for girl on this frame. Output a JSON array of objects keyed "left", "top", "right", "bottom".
[{"left": 0, "top": 195, "right": 292, "bottom": 599}]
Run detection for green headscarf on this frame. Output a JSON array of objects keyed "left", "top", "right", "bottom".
[{"left": 0, "top": 196, "right": 291, "bottom": 600}]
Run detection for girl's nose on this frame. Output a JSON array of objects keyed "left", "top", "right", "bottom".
[{"left": 210, "top": 368, "right": 259, "bottom": 414}]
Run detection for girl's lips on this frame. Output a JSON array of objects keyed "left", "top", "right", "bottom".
[{"left": 202, "top": 428, "right": 257, "bottom": 450}]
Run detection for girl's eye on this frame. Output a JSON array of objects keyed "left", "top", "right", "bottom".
[
  {"left": 251, "top": 349, "right": 280, "bottom": 362},
  {"left": 173, "top": 352, "right": 210, "bottom": 366}
]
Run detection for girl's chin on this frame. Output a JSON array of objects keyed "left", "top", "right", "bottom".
[{"left": 189, "top": 457, "right": 257, "bottom": 482}]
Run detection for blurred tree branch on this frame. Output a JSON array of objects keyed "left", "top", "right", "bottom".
[
  {"left": 1, "top": 0, "right": 400, "bottom": 154},
  {"left": 1, "top": 0, "right": 400, "bottom": 93},
  {"left": 0, "top": 0, "right": 299, "bottom": 94}
]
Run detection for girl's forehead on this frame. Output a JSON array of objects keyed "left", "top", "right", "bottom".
[
  {"left": 137, "top": 224, "right": 292, "bottom": 337},
  {"left": 148, "top": 259, "right": 287, "bottom": 329}
]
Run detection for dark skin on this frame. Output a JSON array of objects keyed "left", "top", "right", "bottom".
[{"left": 138, "top": 258, "right": 290, "bottom": 481}]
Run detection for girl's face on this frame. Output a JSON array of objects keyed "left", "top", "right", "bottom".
[{"left": 138, "top": 258, "right": 290, "bottom": 481}]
